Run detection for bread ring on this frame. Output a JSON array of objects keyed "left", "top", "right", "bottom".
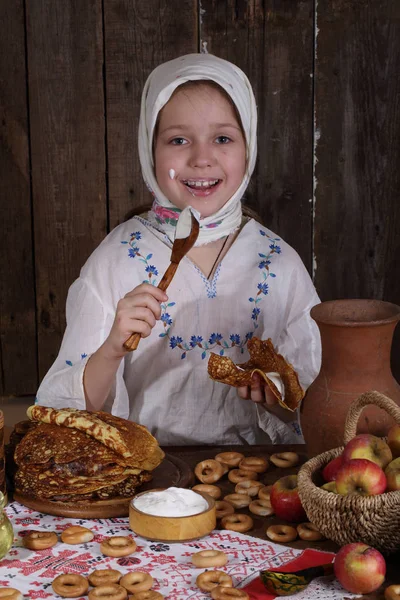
[
  {"left": 88, "top": 584, "right": 127, "bottom": 600},
  {"left": 238, "top": 456, "right": 268, "bottom": 473},
  {"left": 211, "top": 588, "right": 250, "bottom": 600},
  {"left": 89, "top": 569, "right": 122, "bottom": 586},
  {"left": 224, "top": 493, "right": 251, "bottom": 509},
  {"left": 23, "top": 530, "right": 58, "bottom": 550},
  {"left": 215, "top": 500, "right": 235, "bottom": 519},
  {"left": 52, "top": 574, "right": 89, "bottom": 598},
  {"left": 385, "top": 585, "right": 400, "bottom": 600},
  {"left": 234, "top": 480, "right": 264, "bottom": 497},
  {"left": 249, "top": 499, "right": 275, "bottom": 517},
  {"left": 100, "top": 536, "right": 137, "bottom": 557},
  {"left": 221, "top": 514, "right": 253, "bottom": 533},
  {"left": 196, "top": 570, "right": 233, "bottom": 592},
  {"left": 120, "top": 572, "right": 153, "bottom": 594},
  {"left": 192, "top": 484, "right": 222, "bottom": 499},
  {"left": 0, "top": 589, "right": 23, "bottom": 600},
  {"left": 297, "top": 522, "right": 325, "bottom": 541},
  {"left": 258, "top": 485, "right": 273, "bottom": 501},
  {"left": 133, "top": 593, "right": 164, "bottom": 600},
  {"left": 61, "top": 525, "right": 94, "bottom": 545},
  {"left": 228, "top": 469, "right": 258, "bottom": 484},
  {"left": 192, "top": 549, "right": 228, "bottom": 568},
  {"left": 195, "top": 459, "right": 226, "bottom": 483},
  {"left": 267, "top": 524, "right": 298, "bottom": 543},
  {"left": 215, "top": 452, "right": 244, "bottom": 468},
  {"left": 270, "top": 452, "right": 299, "bottom": 468}
]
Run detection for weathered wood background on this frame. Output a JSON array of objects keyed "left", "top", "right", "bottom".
[{"left": 1, "top": 0, "right": 399, "bottom": 398}]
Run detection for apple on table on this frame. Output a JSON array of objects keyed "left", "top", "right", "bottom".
[
  {"left": 334, "top": 542, "right": 386, "bottom": 594},
  {"left": 270, "top": 474, "right": 307, "bottom": 522}
]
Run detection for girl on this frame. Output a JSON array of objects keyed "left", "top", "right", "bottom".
[{"left": 36, "top": 53, "right": 321, "bottom": 445}]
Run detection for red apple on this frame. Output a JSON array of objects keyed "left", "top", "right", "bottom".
[
  {"left": 334, "top": 542, "right": 386, "bottom": 594},
  {"left": 342, "top": 434, "right": 392, "bottom": 469},
  {"left": 270, "top": 474, "right": 307, "bottom": 522},
  {"left": 336, "top": 458, "right": 387, "bottom": 496},
  {"left": 385, "top": 456, "right": 400, "bottom": 491},
  {"left": 321, "top": 481, "right": 338, "bottom": 493},
  {"left": 322, "top": 455, "right": 344, "bottom": 482},
  {"left": 387, "top": 424, "right": 400, "bottom": 459}
]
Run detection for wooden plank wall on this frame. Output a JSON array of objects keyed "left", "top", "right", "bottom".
[{"left": 0, "top": 0, "right": 399, "bottom": 397}]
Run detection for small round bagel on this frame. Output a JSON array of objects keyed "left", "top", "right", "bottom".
[
  {"left": 120, "top": 572, "right": 153, "bottom": 594},
  {"left": 61, "top": 525, "right": 94, "bottom": 545},
  {"left": 191, "top": 549, "right": 228, "bottom": 568},
  {"left": 192, "top": 484, "right": 222, "bottom": 499},
  {"left": 88, "top": 584, "right": 127, "bottom": 600},
  {"left": 215, "top": 452, "right": 244, "bottom": 468},
  {"left": 249, "top": 499, "right": 275, "bottom": 517},
  {"left": 266, "top": 524, "right": 298, "bottom": 543},
  {"left": 0, "top": 589, "right": 23, "bottom": 600},
  {"left": 211, "top": 588, "right": 249, "bottom": 600},
  {"left": 88, "top": 569, "right": 122, "bottom": 586},
  {"left": 234, "top": 480, "right": 264, "bottom": 497},
  {"left": 228, "top": 469, "right": 258, "bottom": 484},
  {"left": 297, "top": 522, "right": 325, "bottom": 542},
  {"left": 221, "top": 514, "right": 253, "bottom": 533},
  {"left": 215, "top": 500, "right": 235, "bottom": 519},
  {"left": 133, "top": 593, "right": 164, "bottom": 600},
  {"left": 23, "top": 530, "right": 58, "bottom": 550},
  {"left": 269, "top": 452, "right": 299, "bottom": 468},
  {"left": 258, "top": 485, "right": 273, "bottom": 501},
  {"left": 238, "top": 456, "right": 268, "bottom": 473},
  {"left": 196, "top": 571, "right": 233, "bottom": 592},
  {"left": 385, "top": 585, "right": 400, "bottom": 600},
  {"left": 52, "top": 574, "right": 89, "bottom": 598},
  {"left": 194, "top": 459, "right": 226, "bottom": 483},
  {"left": 100, "top": 536, "right": 137, "bottom": 557},
  {"left": 224, "top": 493, "right": 251, "bottom": 509}
]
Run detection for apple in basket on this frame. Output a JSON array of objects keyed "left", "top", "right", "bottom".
[
  {"left": 270, "top": 474, "right": 307, "bottom": 522},
  {"left": 334, "top": 542, "right": 386, "bottom": 594},
  {"left": 335, "top": 458, "right": 387, "bottom": 496},
  {"left": 322, "top": 455, "right": 344, "bottom": 482},
  {"left": 342, "top": 433, "right": 392, "bottom": 469},
  {"left": 321, "top": 481, "right": 338, "bottom": 493},
  {"left": 385, "top": 456, "right": 400, "bottom": 491},
  {"left": 387, "top": 424, "right": 400, "bottom": 459}
]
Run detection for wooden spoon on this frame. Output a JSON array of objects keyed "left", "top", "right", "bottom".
[{"left": 123, "top": 207, "right": 200, "bottom": 351}]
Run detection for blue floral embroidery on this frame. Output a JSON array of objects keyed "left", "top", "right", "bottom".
[
  {"left": 65, "top": 353, "right": 87, "bottom": 367},
  {"left": 123, "top": 227, "right": 280, "bottom": 359}
]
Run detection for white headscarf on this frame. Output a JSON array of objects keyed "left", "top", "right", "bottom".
[{"left": 138, "top": 53, "right": 258, "bottom": 245}]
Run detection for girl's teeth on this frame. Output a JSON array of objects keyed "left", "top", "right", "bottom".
[{"left": 184, "top": 179, "right": 219, "bottom": 188}]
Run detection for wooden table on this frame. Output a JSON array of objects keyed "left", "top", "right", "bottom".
[{"left": 164, "top": 443, "right": 400, "bottom": 599}]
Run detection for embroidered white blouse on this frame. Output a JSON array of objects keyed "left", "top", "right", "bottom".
[{"left": 36, "top": 216, "right": 321, "bottom": 446}]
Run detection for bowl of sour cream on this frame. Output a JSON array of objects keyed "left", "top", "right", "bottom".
[{"left": 129, "top": 487, "right": 216, "bottom": 542}]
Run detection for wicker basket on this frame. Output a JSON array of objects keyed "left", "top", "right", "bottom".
[{"left": 298, "top": 391, "right": 400, "bottom": 554}]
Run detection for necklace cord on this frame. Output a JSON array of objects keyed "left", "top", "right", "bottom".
[{"left": 207, "top": 235, "right": 229, "bottom": 279}]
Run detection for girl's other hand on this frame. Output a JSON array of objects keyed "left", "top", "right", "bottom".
[
  {"left": 237, "top": 372, "right": 277, "bottom": 406},
  {"left": 103, "top": 283, "right": 168, "bottom": 359}
]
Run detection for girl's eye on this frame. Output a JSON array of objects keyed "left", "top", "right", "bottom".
[
  {"left": 170, "top": 137, "right": 188, "bottom": 146},
  {"left": 215, "top": 135, "right": 231, "bottom": 144}
]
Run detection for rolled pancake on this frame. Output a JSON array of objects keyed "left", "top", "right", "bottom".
[{"left": 208, "top": 337, "right": 304, "bottom": 411}]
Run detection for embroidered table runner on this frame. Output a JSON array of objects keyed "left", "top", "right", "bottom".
[{"left": 1, "top": 502, "right": 356, "bottom": 599}]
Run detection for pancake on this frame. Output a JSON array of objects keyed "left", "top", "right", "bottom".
[{"left": 208, "top": 336, "right": 304, "bottom": 411}]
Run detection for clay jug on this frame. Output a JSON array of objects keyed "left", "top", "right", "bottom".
[{"left": 300, "top": 299, "right": 400, "bottom": 457}]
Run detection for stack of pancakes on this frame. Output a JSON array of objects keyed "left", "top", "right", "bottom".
[{"left": 14, "top": 406, "right": 164, "bottom": 503}]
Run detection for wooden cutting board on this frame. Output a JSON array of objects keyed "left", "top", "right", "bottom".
[{"left": 14, "top": 453, "right": 194, "bottom": 518}]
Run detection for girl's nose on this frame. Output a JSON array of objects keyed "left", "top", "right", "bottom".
[{"left": 190, "top": 143, "right": 216, "bottom": 168}]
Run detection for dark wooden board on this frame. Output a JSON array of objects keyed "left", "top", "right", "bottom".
[
  {"left": 0, "top": 1, "right": 37, "bottom": 394},
  {"left": 104, "top": 0, "right": 198, "bottom": 229},
  {"left": 26, "top": 0, "right": 108, "bottom": 379},
  {"left": 200, "top": 0, "right": 314, "bottom": 271},
  {"left": 14, "top": 453, "right": 194, "bottom": 518}
]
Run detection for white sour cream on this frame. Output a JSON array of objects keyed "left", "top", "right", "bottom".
[{"left": 132, "top": 487, "right": 208, "bottom": 517}]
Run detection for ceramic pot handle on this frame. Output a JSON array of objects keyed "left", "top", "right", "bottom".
[{"left": 343, "top": 390, "right": 400, "bottom": 444}]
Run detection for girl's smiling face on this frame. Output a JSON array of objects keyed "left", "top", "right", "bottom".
[{"left": 154, "top": 83, "right": 246, "bottom": 218}]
